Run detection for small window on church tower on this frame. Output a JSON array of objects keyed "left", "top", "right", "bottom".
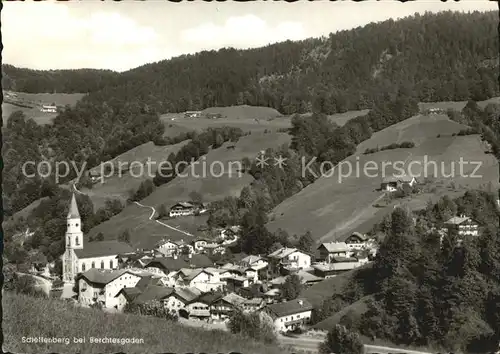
[
  {"left": 76, "top": 237, "right": 79, "bottom": 245},
  {"left": 76, "top": 223, "right": 79, "bottom": 227},
  {"left": 92, "top": 262, "right": 95, "bottom": 268},
  {"left": 82, "top": 263, "right": 86, "bottom": 272}
]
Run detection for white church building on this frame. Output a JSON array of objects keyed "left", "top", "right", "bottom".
[{"left": 62, "top": 194, "right": 134, "bottom": 283}]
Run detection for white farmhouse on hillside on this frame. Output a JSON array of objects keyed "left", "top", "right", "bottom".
[
  {"left": 267, "top": 248, "right": 312, "bottom": 275},
  {"left": 77, "top": 269, "right": 143, "bottom": 310},
  {"left": 265, "top": 298, "right": 313, "bottom": 333},
  {"left": 444, "top": 215, "right": 479, "bottom": 237}
]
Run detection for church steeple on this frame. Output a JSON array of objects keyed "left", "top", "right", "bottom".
[{"left": 67, "top": 193, "right": 80, "bottom": 219}]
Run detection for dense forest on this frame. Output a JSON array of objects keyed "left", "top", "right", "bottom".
[
  {"left": 3, "top": 11, "right": 499, "bottom": 113},
  {"left": 2, "top": 64, "right": 120, "bottom": 93},
  {"left": 310, "top": 191, "right": 500, "bottom": 353}
]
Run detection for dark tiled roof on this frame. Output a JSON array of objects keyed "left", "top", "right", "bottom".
[
  {"left": 115, "top": 287, "right": 142, "bottom": 301},
  {"left": 172, "top": 287, "right": 202, "bottom": 303},
  {"left": 266, "top": 298, "right": 313, "bottom": 318},
  {"left": 78, "top": 268, "right": 137, "bottom": 285},
  {"left": 74, "top": 241, "right": 134, "bottom": 259},
  {"left": 131, "top": 285, "right": 174, "bottom": 305},
  {"left": 145, "top": 255, "right": 213, "bottom": 272},
  {"left": 135, "top": 275, "right": 161, "bottom": 290},
  {"left": 197, "top": 292, "right": 223, "bottom": 305}
]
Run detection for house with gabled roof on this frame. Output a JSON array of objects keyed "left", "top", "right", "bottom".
[
  {"left": 381, "top": 174, "right": 417, "bottom": 192},
  {"left": 444, "top": 214, "right": 479, "bottom": 237},
  {"left": 267, "top": 247, "right": 312, "bottom": 275},
  {"left": 265, "top": 298, "right": 313, "bottom": 333},
  {"left": 172, "top": 268, "right": 225, "bottom": 292},
  {"left": 77, "top": 268, "right": 143, "bottom": 309},
  {"left": 317, "top": 242, "right": 350, "bottom": 262},
  {"left": 144, "top": 254, "right": 213, "bottom": 278},
  {"left": 345, "top": 232, "right": 370, "bottom": 250}
]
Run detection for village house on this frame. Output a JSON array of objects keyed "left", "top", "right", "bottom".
[
  {"left": 345, "top": 232, "right": 370, "bottom": 250},
  {"left": 240, "top": 255, "right": 268, "bottom": 270},
  {"left": 40, "top": 105, "right": 57, "bottom": 113},
  {"left": 265, "top": 298, "right": 313, "bottom": 333},
  {"left": 169, "top": 202, "right": 207, "bottom": 218},
  {"left": 172, "top": 268, "right": 225, "bottom": 292},
  {"left": 444, "top": 215, "right": 479, "bottom": 237},
  {"left": 116, "top": 251, "right": 157, "bottom": 269},
  {"left": 316, "top": 242, "right": 350, "bottom": 263},
  {"left": 62, "top": 194, "right": 134, "bottom": 283},
  {"left": 242, "top": 297, "right": 266, "bottom": 313},
  {"left": 381, "top": 175, "right": 417, "bottom": 192},
  {"left": 184, "top": 111, "right": 202, "bottom": 118},
  {"left": 119, "top": 285, "right": 175, "bottom": 312},
  {"left": 163, "top": 287, "right": 203, "bottom": 318},
  {"left": 186, "top": 292, "right": 222, "bottom": 321},
  {"left": 114, "top": 274, "right": 164, "bottom": 309},
  {"left": 267, "top": 248, "right": 312, "bottom": 275},
  {"left": 210, "top": 292, "right": 246, "bottom": 321},
  {"left": 155, "top": 239, "right": 181, "bottom": 257},
  {"left": 77, "top": 268, "right": 143, "bottom": 310},
  {"left": 312, "top": 261, "right": 363, "bottom": 278},
  {"left": 202, "top": 242, "right": 227, "bottom": 256},
  {"left": 144, "top": 254, "right": 213, "bottom": 281},
  {"left": 192, "top": 238, "right": 212, "bottom": 253},
  {"left": 225, "top": 275, "right": 250, "bottom": 293}
]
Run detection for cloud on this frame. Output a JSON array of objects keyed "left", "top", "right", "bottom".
[
  {"left": 2, "top": 2, "right": 164, "bottom": 71},
  {"left": 181, "top": 14, "right": 308, "bottom": 50}
]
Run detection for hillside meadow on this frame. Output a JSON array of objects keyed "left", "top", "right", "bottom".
[
  {"left": 3, "top": 292, "right": 290, "bottom": 354},
  {"left": 2, "top": 91, "right": 85, "bottom": 125},
  {"left": 70, "top": 140, "right": 191, "bottom": 210},
  {"left": 85, "top": 131, "right": 292, "bottom": 249},
  {"left": 266, "top": 113, "right": 499, "bottom": 243}
]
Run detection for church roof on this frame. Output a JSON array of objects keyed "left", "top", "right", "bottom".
[
  {"left": 74, "top": 240, "right": 134, "bottom": 259},
  {"left": 67, "top": 193, "right": 80, "bottom": 219},
  {"left": 78, "top": 268, "right": 135, "bottom": 285}
]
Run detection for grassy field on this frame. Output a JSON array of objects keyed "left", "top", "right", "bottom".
[
  {"left": 85, "top": 131, "right": 292, "bottom": 248},
  {"left": 3, "top": 292, "right": 289, "bottom": 354},
  {"left": 301, "top": 269, "right": 358, "bottom": 307},
  {"left": 159, "top": 106, "right": 369, "bottom": 138},
  {"left": 2, "top": 91, "right": 85, "bottom": 125},
  {"left": 418, "top": 96, "right": 500, "bottom": 112},
  {"left": 313, "top": 295, "right": 373, "bottom": 330},
  {"left": 266, "top": 113, "right": 499, "bottom": 243},
  {"left": 72, "top": 140, "right": 191, "bottom": 210}
]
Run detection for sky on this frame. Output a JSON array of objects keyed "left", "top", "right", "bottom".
[{"left": 2, "top": 0, "right": 498, "bottom": 72}]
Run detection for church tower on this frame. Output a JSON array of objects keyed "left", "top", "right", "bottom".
[{"left": 63, "top": 193, "right": 83, "bottom": 283}]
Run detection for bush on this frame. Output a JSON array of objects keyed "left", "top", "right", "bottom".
[
  {"left": 228, "top": 310, "right": 277, "bottom": 344},
  {"left": 6, "top": 273, "right": 47, "bottom": 298},
  {"left": 124, "top": 301, "right": 178, "bottom": 322},
  {"left": 52, "top": 279, "right": 64, "bottom": 288},
  {"left": 319, "top": 324, "right": 363, "bottom": 354}
]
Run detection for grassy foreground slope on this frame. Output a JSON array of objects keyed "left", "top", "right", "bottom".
[
  {"left": 266, "top": 113, "right": 499, "bottom": 242},
  {"left": 3, "top": 292, "right": 288, "bottom": 354},
  {"left": 86, "top": 131, "right": 292, "bottom": 248}
]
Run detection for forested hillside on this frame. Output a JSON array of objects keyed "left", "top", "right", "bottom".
[
  {"left": 1, "top": 64, "right": 119, "bottom": 93},
  {"left": 4, "top": 11, "right": 499, "bottom": 114}
]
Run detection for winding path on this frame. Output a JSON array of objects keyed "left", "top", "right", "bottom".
[
  {"left": 73, "top": 183, "right": 193, "bottom": 237},
  {"left": 133, "top": 201, "right": 194, "bottom": 237}
]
